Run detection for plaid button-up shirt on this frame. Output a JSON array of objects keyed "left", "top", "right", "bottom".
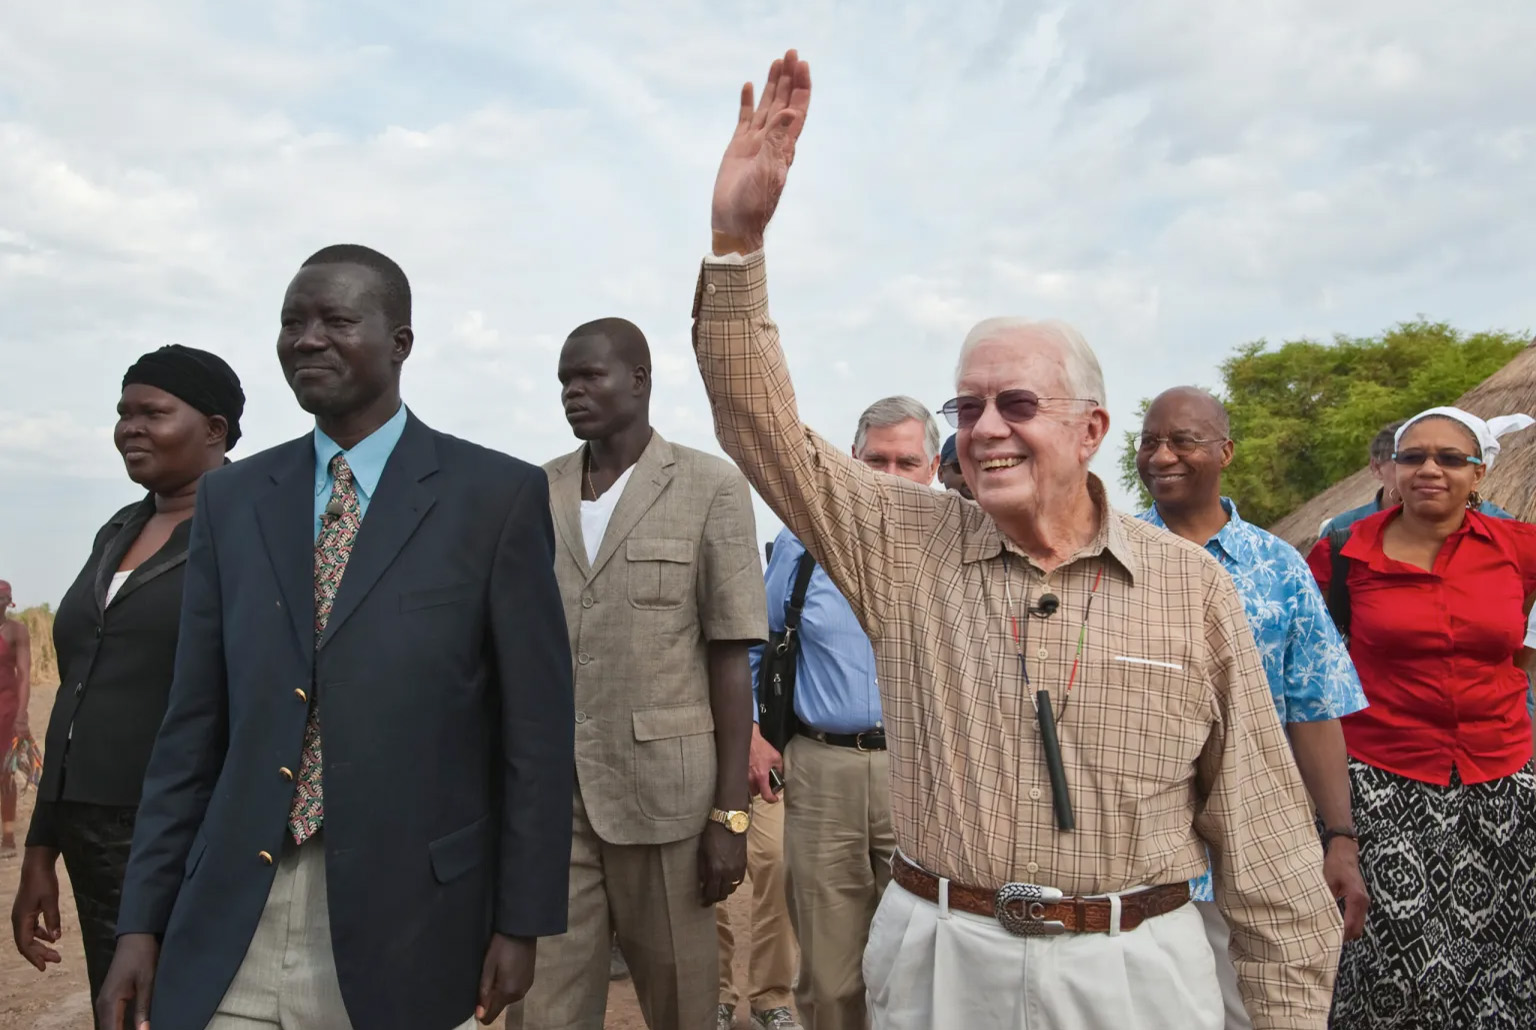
[{"left": 691, "top": 251, "right": 1340, "bottom": 1028}]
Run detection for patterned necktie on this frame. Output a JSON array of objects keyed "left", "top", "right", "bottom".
[{"left": 289, "top": 453, "right": 363, "bottom": 844}]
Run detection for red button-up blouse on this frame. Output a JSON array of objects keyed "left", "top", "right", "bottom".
[{"left": 1308, "top": 507, "right": 1536, "bottom": 786}]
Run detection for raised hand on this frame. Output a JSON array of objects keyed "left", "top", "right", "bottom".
[{"left": 710, "top": 49, "right": 812, "bottom": 254}]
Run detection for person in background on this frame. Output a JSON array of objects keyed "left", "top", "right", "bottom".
[
  {"left": 693, "top": 49, "right": 1341, "bottom": 1029},
  {"left": 10, "top": 345, "right": 244, "bottom": 1027},
  {"left": 0, "top": 579, "right": 33, "bottom": 854},
  {"left": 937, "top": 433, "right": 972, "bottom": 499},
  {"left": 1308, "top": 406, "right": 1536, "bottom": 1028},
  {"left": 1317, "top": 417, "right": 1514, "bottom": 538},
  {"left": 714, "top": 770, "right": 797, "bottom": 1030},
  {"left": 746, "top": 396, "right": 940, "bottom": 1030},
  {"left": 516, "top": 316, "right": 765, "bottom": 1030},
  {"left": 1136, "top": 387, "right": 1369, "bottom": 1030}
]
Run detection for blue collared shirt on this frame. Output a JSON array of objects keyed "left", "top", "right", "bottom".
[
  {"left": 749, "top": 529, "right": 882, "bottom": 734},
  {"left": 1140, "top": 498, "right": 1368, "bottom": 901},
  {"left": 312, "top": 403, "right": 408, "bottom": 540}
]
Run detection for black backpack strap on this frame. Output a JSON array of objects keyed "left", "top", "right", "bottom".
[
  {"left": 783, "top": 553, "right": 817, "bottom": 636},
  {"left": 1325, "top": 526, "right": 1353, "bottom": 639}
]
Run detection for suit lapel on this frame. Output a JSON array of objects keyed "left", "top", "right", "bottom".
[
  {"left": 587, "top": 432, "right": 675, "bottom": 583},
  {"left": 319, "top": 413, "right": 438, "bottom": 648},
  {"left": 255, "top": 436, "right": 320, "bottom": 654},
  {"left": 93, "top": 499, "right": 153, "bottom": 614},
  {"left": 548, "top": 450, "right": 591, "bottom": 578},
  {"left": 109, "top": 521, "right": 192, "bottom": 608}
]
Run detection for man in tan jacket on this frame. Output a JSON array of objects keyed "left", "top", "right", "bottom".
[{"left": 507, "top": 316, "right": 767, "bottom": 1030}]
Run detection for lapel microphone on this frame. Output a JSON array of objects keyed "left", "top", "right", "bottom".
[
  {"left": 1031, "top": 593, "right": 1060, "bottom": 617},
  {"left": 322, "top": 499, "right": 344, "bottom": 524}
]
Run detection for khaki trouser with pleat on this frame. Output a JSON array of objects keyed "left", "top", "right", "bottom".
[
  {"left": 717, "top": 794, "right": 799, "bottom": 1015},
  {"left": 783, "top": 735, "right": 895, "bottom": 1030}
]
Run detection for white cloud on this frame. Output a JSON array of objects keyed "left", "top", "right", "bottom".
[{"left": 3, "top": 1, "right": 1535, "bottom": 605}]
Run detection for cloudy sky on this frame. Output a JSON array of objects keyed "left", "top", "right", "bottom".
[{"left": 4, "top": 1, "right": 1534, "bottom": 607}]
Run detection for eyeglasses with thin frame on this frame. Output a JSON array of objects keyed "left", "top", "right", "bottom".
[
  {"left": 1391, "top": 449, "right": 1483, "bottom": 469},
  {"left": 1136, "top": 433, "right": 1228, "bottom": 456},
  {"left": 938, "top": 390, "right": 1099, "bottom": 430}
]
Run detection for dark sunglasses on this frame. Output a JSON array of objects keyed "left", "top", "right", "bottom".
[
  {"left": 938, "top": 390, "right": 1098, "bottom": 430},
  {"left": 1391, "top": 449, "right": 1483, "bottom": 469}
]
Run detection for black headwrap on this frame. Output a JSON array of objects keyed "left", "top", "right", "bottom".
[{"left": 122, "top": 345, "right": 246, "bottom": 450}]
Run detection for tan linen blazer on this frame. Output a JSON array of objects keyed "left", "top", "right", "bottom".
[{"left": 545, "top": 431, "right": 766, "bottom": 846}]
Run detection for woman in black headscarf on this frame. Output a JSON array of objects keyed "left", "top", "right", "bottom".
[{"left": 9, "top": 345, "right": 244, "bottom": 1026}]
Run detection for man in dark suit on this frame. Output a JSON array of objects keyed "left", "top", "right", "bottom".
[{"left": 97, "top": 244, "right": 575, "bottom": 1030}]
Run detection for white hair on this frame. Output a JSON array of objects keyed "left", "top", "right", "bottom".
[
  {"left": 954, "top": 318, "right": 1106, "bottom": 407},
  {"left": 854, "top": 395, "right": 943, "bottom": 461}
]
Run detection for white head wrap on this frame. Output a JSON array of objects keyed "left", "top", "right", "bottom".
[{"left": 1394, "top": 406, "right": 1535, "bottom": 469}]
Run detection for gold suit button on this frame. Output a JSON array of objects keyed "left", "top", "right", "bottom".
[
  {"left": 279, "top": 767, "right": 294, "bottom": 782},
  {"left": 294, "top": 688, "right": 308, "bottom": 703},
  {"left": 258, "top": 851, "right": 273, "bottom": 865}
]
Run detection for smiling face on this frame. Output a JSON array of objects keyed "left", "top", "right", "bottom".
[
  {"left": 855, "top": 418, "right": 938, "bottom": 485},
  {"left": 1135, "top": 388, "right": 1233, "bottom": 516},
  {"left": 277, "top": 263, "right": 410, "bottom": 421},
  {"left": 113, "top": 383, "right": 226, "bottom": 493},
  {"left": 954, "top": 335, "right": 1108, "bottom": 518},
  {"left": 1393, "top": 417, "right": 1485, "bottom": 520}
]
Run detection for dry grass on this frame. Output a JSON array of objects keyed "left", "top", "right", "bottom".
[{"left": 17, "top": 607, "right": 57, "bottom": 684}]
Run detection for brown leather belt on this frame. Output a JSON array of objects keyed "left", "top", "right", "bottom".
[{"left": 892, "top": 853, "right": 1190, "bottom": 936}]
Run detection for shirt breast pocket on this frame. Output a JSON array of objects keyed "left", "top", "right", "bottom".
[
  {"left": 1077, "top": 654, "right": 1209, "bottom": 797},
  {"left": 626, "top": 539, "right": 695, "bottom": 610}
]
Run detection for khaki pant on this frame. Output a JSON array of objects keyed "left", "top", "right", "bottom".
[
  {"left": 506, "top": 788, "right": 716, "bottom": 1030},
  {"left": 863, "top": 882, "right": 1221, "bottom": 1029},
  {"left": 717, "top": 794, "right": 798, "bottom": 1014},
  {"left": 208, "top": 837, "right": 475, "bottom": 1029},
  {"left": 784, "top": 735, "right": 895, "bottom": 1030}
]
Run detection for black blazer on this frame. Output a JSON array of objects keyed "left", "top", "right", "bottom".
[
  {"left": 116, "top": 412, "right": 575, "bottom": 1030},
  {"left": 27, "top": 496, "right": 191, "bottom": 848}
]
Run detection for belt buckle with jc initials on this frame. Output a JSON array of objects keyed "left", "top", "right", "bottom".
[{"left": 993, "top": 882, "right": 1066, "bottom": 936}]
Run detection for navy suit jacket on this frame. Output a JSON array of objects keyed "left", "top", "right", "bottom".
[{"left": 116, "top": 411, "right": 575, "bottom": 1030}]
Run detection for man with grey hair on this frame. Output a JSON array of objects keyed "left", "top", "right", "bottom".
[
  {"left": 689, "top": 51, "right": 1341, "bottom": 1029},
  {"left": 740, "top": 395, "right": 939, "bottom": 1030}
]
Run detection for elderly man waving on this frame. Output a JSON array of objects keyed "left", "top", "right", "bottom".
[{"left": 689, "top": 51, "right": 1341, "bottom": 1030}]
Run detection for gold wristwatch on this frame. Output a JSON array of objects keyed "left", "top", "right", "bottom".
[{"left": 708, "top": 808, "right": 751, "bottom": 834}]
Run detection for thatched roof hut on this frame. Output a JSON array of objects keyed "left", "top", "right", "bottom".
[{"left": 1268, "top": 340, "right": 1536, "bottom": 550}]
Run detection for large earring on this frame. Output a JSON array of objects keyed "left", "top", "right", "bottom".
[{"left": 1467, "top": 490, "right": 1482, "bottom": 510}]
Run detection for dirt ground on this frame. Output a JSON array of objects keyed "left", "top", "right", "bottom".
[{"left": 0, "top": 681, "right": 762, "bottom": 1029}]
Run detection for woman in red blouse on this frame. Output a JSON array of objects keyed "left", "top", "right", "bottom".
[{"left": 1308, "top": 406, "right": 1536, "bottom": 1029}]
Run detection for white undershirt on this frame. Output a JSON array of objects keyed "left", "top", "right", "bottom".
[
  {"left": 580, "top": 465, "right": 637, "bottom": 566},
  {"left": 105, "top": 570, "right": 132, "bottom": 606}
]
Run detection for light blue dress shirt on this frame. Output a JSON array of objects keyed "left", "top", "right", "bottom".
[
  {"left": 1140, "top": 498, "right": 1368, "bottom": 901},
  {"left": 312, "top": 403, "right": 408, "bottom": 540},
  {"left": 749, "top": 529, "right": 882, "bottom": 734}
]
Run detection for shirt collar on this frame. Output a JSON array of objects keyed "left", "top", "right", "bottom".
[
  {"left": 963, "top": 474, "right": 1139, "bottom": 583},
  {"left": 1143, "top": 497, "right": 1258, "bottom": 565},
  {"left": 313, "top": 402, "right": 408, "bottom": 499}
]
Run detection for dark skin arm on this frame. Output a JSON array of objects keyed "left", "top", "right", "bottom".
[
  {"left": 1286, "top": 719, "right": 1368, "bottom": 941},
  {"left": 700, "top": 640, "right": 752, "bottom": 906},
  {"left": 10, "top": 620, "right": 29, "bottom": 735},
  {"left": 11, "top": 844, "right": 62, "bottom": 971}
]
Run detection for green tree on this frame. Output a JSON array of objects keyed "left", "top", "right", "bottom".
[{"left": 1116, "top": 320, "right": 1529, "bottom": 524}]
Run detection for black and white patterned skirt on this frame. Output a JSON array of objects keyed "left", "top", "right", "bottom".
[{"left": 1330, "top": 758, "right": 1536, "bottom": 1029}]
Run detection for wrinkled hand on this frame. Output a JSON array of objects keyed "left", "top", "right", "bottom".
[
  {"left": 698, "top": 821, "right": 747, "bottom": 906},
  {"left": 12, "top": 848, "right": 62, "bottom": 971},
  {"left": 1325, "top": 840, "right": 1369, "bottom": 941},
  {"left": 748, "top": 724, "right": 784, "bottom": 803},
  {"left": 710, "top": 48, "right": 813, "bottom": 252},
  {"left": 475, "top": 934, "right": 536, "bottom": 1024},
  {"left": 96, "top": 932, "right": 158, "bottom": 1030}
]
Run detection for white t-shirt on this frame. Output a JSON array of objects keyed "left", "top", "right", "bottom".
[
  {"left": 105, "top": 570, "right": 132, "bottom": 606},
  {"left": 580, "top": 464, "right": 637, "bottom": 566}
]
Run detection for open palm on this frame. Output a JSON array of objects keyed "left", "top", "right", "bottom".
[{"left": 710, "top": 49, "right": 812, "bottom": 250}]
